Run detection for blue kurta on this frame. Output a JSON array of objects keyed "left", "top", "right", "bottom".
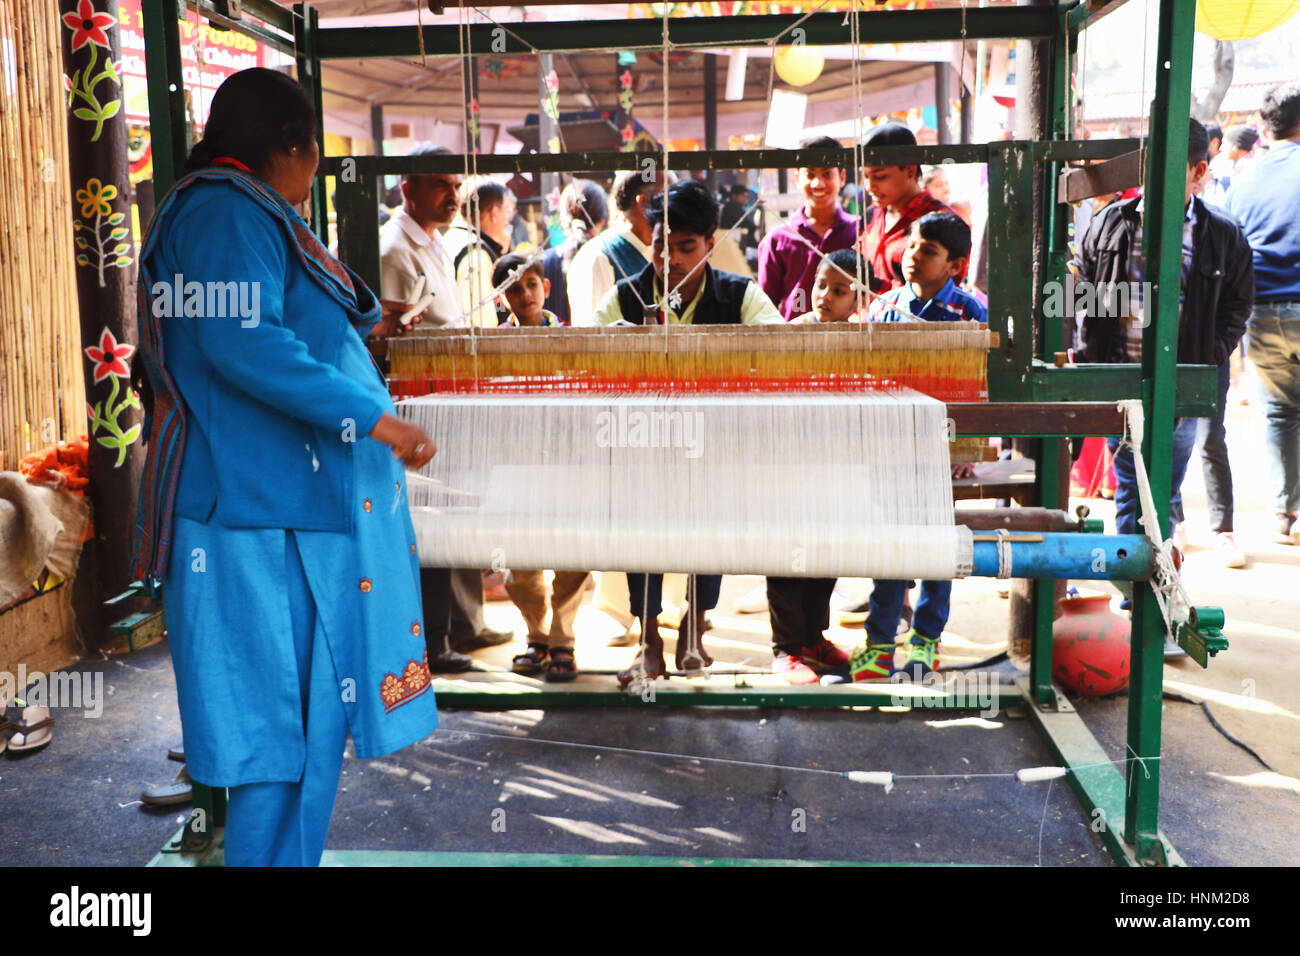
[{"left": 152, "top": 180, "right": 437, "bottom": 787}]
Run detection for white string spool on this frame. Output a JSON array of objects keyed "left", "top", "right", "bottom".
[
  {"left": 844, "top": 771, "right": 895, "bottom": 792},
  {"left": 1016, "top": 766, "right": 1069, "bottom": 784}
]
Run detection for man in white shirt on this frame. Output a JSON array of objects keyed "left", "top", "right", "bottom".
[
  {"left": 568, "top": 169, "right": 672, "bottom": 325},
  {"left": 379, "top": 145, "right": 513, "bottom": 670},
  {"left": 378, "top": 143, "right": 464, "bottom": 329}
]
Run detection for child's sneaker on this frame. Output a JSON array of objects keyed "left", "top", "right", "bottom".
[
  {"left": 774, "top": 651, "right": 819, "bottom": 685},
  {"left": 893, "top": 631, "right": 940, "bottom": 681},
  {"left": 849, "top": 642, "right": 895, "bottom": 682}
]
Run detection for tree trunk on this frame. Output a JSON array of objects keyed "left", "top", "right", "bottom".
[{"left": 1193, "top": 41, "right": 1234, "bottom": 122}]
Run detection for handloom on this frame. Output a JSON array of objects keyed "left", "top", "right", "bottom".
[{"left": 396, "top": 322, "right": 994, "bottom": 581}]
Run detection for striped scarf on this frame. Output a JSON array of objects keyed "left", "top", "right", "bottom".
[{"left": 131, "top": 164, "right": 381, "bottom": 584}]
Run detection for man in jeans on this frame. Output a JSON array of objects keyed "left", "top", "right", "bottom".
[
  {"left": 1227, "top": 82, "right": 1300, "bottom": 545},
  {"left": 1074, "top": 118, "right": 1254, "bottom": 653}
]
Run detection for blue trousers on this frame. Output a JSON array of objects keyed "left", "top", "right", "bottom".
[
  {"left": 627, "top": 573, "right": 721, "bottom": 621},
  {"left": 865, "top": 580, "right": 952, "bottom": 645},
  {"left": 1107, "top": 417, "right": 1198, "bottom": 535},
  {"left": 223, "top": 532, "right": 348, "bottom": 868}
]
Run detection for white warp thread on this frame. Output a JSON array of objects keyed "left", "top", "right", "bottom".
[{"left": 401, "top": 391, "right": 971, "bottom": 579}]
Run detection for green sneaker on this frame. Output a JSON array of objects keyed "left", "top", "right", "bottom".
[
  {"left": 894, "top": 630, "right": 940, "bottom": 681},
  {"left": 850, "top": 642, "right": 895, "bottom": 682}
]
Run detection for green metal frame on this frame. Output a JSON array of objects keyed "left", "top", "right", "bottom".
[{"left": 140, "top": 0, "right": 1223, "bottom": 868}]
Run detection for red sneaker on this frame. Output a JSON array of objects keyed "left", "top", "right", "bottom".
[
  {"left": 801, "top": 639, "right": 850, "bottom": 671},
  {"left": 774, "top": 652, "right": 819, "bottom": 685}
]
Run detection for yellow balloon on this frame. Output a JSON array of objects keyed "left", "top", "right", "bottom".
[
  {"left": 774, "top": 45, "right": 825, "bottom": 87},
  {"left": 1196, "top": 0, "right": 1300, "bottom": 40}
]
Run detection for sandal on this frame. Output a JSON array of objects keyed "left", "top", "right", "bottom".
[
  {"left": 543, "top": 647, "right": 579, "bottom": 683},
  {"left": 511, "top": 642, "right": 549, "bottom": 676},
  {"left": 6, "top": 704, "right": 53, "bottom": 754}
]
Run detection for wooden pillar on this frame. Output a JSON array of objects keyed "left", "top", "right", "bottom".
[
  {"left": 59, "top": 0, "right": 144, "bottom": 622},
  {"left": 370, "top": 104, "right": 385, "bottom": 155},
  {"left": 538, "top": 53, "right": 559, "bottom": 213},
  {"left": 703, "top": 53, "right": 719, "bottom": 192},
  {"left": 933, "top": 62, "right": 952, "bottom": 145},
  {"left": 462, "top": 54, "right": 480, "bottom": 154}
]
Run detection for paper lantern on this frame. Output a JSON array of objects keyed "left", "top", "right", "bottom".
[
  {"left": 1195, "top": 0, "right": 1300, "bottom": 40},
  {"left": 774, "top": 45, "right": 824, "bottom": 87}
]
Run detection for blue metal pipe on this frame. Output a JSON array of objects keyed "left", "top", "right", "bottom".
[{"left": 970, "top": 533, "right": 1152, "bottom": 581}]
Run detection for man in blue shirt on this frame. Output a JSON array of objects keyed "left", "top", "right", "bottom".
[{"left": 1227, "top": 82, "right": 1300, "bottom": 545}]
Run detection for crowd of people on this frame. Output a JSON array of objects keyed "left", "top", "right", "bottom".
[{"left": 374, "top": 121, "right": 991, "bottom": 687}]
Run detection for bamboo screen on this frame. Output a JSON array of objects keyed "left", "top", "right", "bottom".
[{"left": 0, "top": 0, "right": 85, "bottom": 471}]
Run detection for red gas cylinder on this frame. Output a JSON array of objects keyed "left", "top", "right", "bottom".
[{"left": 1052, "top": 592, "right": 1131, "bottom": 696}]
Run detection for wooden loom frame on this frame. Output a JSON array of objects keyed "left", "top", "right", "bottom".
[{"left": 140, "top": 0, "right": 1221, "bottom": 868}]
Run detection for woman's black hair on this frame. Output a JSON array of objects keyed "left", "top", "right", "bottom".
[
  {"left": 183, "top": 68, "right": 318, "bottom": 175},
  {"left": 645, "top": 179, "right": 719, "bottom": 237},
  {"left": 555, "top": 179, "right": 608, "bottom": 268}
]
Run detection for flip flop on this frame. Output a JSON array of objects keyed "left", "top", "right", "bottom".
[
  {"left": 141, "top": 765, "right": 192, "bottom": 807},
  {"left": 167, "top": 744, "right": 185, "bottom": 762},
  {"left": 6, "top": 705, "right": 53, "bottom": 754}
]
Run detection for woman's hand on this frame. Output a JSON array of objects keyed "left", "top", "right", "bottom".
[
  {"left": 370, "top": 413, "right": 436, "bottom": 468},
  {"left": 368, "top": 299, "right": 423, "bottom": 341}
]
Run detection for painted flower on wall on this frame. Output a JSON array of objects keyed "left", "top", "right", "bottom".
[
  {"left": 84, "top": 327, "right": 141, "bottom": 467},
  {"left": 75, "top": 177, "right": 116, "bottom": 218},
  {"left": 84, "top": 328, "right": 134, "bottom": 382},
  {"left": 62, "top": 0, "right": 115, "bottom": 52},
  {"left": 73, "top": 176, "right": 132, "bottom": 287},
  {"left": 62, "top": 0, "right": 123, "bottom": 142}
]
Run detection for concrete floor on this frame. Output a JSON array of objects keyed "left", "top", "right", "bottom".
[{"left": 1, "top": 388, "right": 1297, "bottom": 866}]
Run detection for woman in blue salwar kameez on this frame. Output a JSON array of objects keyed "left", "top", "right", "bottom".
[{"left": 132, "top": 69, "right": 439, "bottom": 866}]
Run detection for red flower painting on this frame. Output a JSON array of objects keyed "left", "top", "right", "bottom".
[
  {"left": 63, "top": 0, "right": 116, "bottom": 52},
  {"left": 84, "top": 328, "right": 134, "bottom": 382}
]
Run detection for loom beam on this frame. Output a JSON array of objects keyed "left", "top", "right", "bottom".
[{"left": 969, "top": 533, "right": 1151, "bottom": 581}]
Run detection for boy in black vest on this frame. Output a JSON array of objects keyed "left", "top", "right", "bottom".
[
  {"left": 590, "top": 179, "right": 784, "bottom": 327},
  {"left": 596, "top": 180, "right": 782, "bottom": 683}
]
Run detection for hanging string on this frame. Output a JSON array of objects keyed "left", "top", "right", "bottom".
[
  {"left": 850, "top": 0, "right": 866, "bottom": 318},
  {"left": 416, "top": 0, "right": 426, "bottom": 67},
  {"left": 659, "top": 0, "right": 671, "bottom": 345}
]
